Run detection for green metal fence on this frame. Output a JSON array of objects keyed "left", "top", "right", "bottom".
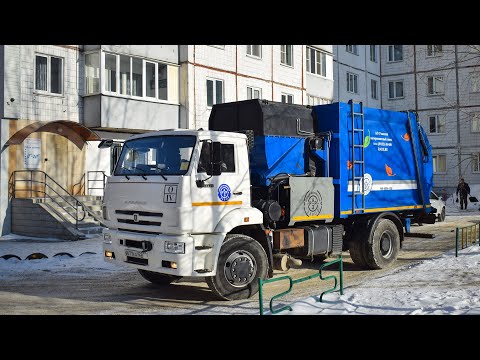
[
  {"left": 455, "top": 223, "right": 480, "bottom": 257},
  {"left": 258, "top": 256, "right": 343, "bottom": 315}
]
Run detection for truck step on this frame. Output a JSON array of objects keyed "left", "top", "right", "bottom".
[
  {"left": 194, "top": 269, "right": 211, "bottom": 273},
  {"left": 194, "top": 246, "right": 213, "bottom": 250},
  {"left": 353, "top": 128, "right": 364, "bottom": 132}
]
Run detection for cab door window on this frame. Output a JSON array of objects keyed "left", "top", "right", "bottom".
[{"left": 197, "top": 142, "right": 235, "bottom": 173}]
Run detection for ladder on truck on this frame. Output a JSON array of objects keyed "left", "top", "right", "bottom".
[{"left": 349, "top": 100, "right": 365, "bottom": 214}]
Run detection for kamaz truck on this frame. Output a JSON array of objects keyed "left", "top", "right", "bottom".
[{"left": 101, "top": 99, "right": 435, "bottom": 300}]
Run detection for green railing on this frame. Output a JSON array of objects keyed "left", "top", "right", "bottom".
[
  {"left": 455, "top": 223, "right": 480, "bottom": 257},
  {"left": 258, "top": 256, "right": 343, "bottom": 315}
]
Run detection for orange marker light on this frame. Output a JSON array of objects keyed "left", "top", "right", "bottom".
[{"left": 244, "top": 217, "right": 249, "bottom": 222}]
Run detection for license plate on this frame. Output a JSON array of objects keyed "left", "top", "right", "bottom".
[{"left": 125, "top": 249, "right": 146, "bottom": 259}]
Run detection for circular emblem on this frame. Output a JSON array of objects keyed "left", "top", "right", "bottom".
[
  {"left": 304, "top": 190, "right": 322, "bottom": 216},
  {"left": 362, "top": 173, "right": 373, "bottom": 195},
  {"left": 218, "top": 184, "right": 231, "bottom": 202}
]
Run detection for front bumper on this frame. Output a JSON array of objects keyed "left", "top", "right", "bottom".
[{"left": 103, "top": 229, "right": 202, "bottom": 277}]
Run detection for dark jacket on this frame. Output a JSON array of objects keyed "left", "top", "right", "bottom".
[{"left": 457, "top": 182, "right": 471, "bottom": 197}]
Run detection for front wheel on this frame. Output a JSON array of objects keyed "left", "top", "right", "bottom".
[
  {"left": 363, "top": 218, "right": 400, "bottom": 269},
  {"left": 206, "top": 234, "right": 268, "bottom": 301}
]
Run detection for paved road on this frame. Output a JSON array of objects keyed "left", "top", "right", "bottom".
[{"left": 0, "top": 215, "right": 478, "bottom": 315}]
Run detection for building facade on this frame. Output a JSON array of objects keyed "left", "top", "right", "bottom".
[{"left": 179, "top": 45, "right": 334, "bottom": 130}]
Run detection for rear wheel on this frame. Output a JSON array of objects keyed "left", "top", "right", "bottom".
[
  {"left": 438, "top": 207, "right": 446, "bottom": 222},
  {"left": 364, "top": 219, "right": 400, "bottom": 269},
  {"left": 348, "top": 224, "right": 368, "bottom": 268},
  {"left": 206, "top": 234, "right": 268, "bottom": 301},
  {"left": 138, "top": 269, "right": 181, "bottom": 285}
]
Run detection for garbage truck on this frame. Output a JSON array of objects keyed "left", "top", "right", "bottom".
[{"left": 101, "top": 99, "right": 435, "bottom": 300}]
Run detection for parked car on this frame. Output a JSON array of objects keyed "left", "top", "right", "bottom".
[{"left": 430, "top": 191, "right": 446, "bottom": 222}]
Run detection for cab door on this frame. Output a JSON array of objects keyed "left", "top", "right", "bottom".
[{"left": 190, "top": 137, "right": 249, "bottom": 233}]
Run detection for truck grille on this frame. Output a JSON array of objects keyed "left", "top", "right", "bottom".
[
  {"left": 118, "top": 219, "right": 162, "bottom": 226},
  {"left": 115, "top": 210, "right": 163, "bottom": 228},
  {"left": 126, "top": 257, "right": 148, "bottom": 266},
  {"left": 115, "top": 210, "right": 163, "bottom": 217}
]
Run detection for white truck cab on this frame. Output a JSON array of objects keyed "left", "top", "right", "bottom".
[{"left": 102, "top": 129, "right": 267, "bottom": 300}]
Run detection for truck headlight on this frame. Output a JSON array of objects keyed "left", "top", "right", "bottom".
[
  {"left": 103, "top": 233, "right": 112, "bottom": 244},
  {"left": 164, "top": 241, "right": 185, "bottom": 254},
  {"left": 102, "top": 205, "right": 108, "bottom": 220}
]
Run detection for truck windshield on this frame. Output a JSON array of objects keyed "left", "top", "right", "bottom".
[{"left": 114, "top": 135, "right": 196, "bottom": 177}]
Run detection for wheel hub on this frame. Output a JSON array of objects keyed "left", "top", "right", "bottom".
[
  {"left": 380, "top": 231, "right": 393, "bottom": 258},
  {"left": 224, "top": 250, "right": 257, "bottom": 288}
]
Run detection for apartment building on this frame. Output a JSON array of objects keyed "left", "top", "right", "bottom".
[{"left": 179, "top": 45, "right": 334, "bottom": 129}]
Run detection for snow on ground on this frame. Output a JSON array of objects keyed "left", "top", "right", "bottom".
[
  {"left": 0, "top": 235, "right": 131, "bottom": 279},
  {"left": 442, "top": 183, "right": 480, "bottom": 216},
  {"left": 274, "top": 245, "right": 480, "bottom": 315}
]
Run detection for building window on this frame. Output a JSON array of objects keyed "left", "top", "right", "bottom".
[
  {"left": 432, "top": 155, "right": 446, "bottom": 173},
  {"left": 35, "top": 54, "right": 63, "bottom": 95},
  {"left": 247, "top": 45, "right": 262, "bottom": 58},
  {"left": 371, "top": 79, "right": 378, "bottom": 99},
  {"left": 85, "top": 52, "right": 100, "bottom": 95},
  {"left": 427, "top": 45, "right": 443, "bottom": 57},
  {"left": 388, "top": 45, "right": 403, "bottom": 62},
  {"left": 346, "top": 45, "right": 358, "bottom": 55},
  {"left": 307, "top": 95, "right": 331, "bottom": 105},
  {"left": 101, "top": 53, "right": 175, "bottom": 102},
  {"left": 427, "top": 75, "right": 444, "bottom": 95},
  {"left": 428, "top": 115, "right": 446, "bottom": 134},
  {"left": 388, "top": 80, "right": 404, "bottom": 99},
  {"left": 471, "top": 113, "right": 480, "bottom": 133},
  {"left": 370, "top": 45, "right": 377, "bottom": 62},
  {"left": 346, "top": 72, "right": 358, "bottom": 94},
  {"left": 306, "top": 47, "right": 327, "bottom": 77},
  {"left": 207, "top": 79, "right": 223, "bottom": 107},
  {"left": 472, "top": 153, "right": 480, "bottom": 173},
  {"left": 281, "top": 93, "right": 294, "bottom": 104},
  {"left": 247, "top": 86, "right": 261, "bottom": 100},
  {"left": 281, "top": 45, "right": 293, "bottom": 67},
  {"left": 470, "top": 72, "right": 480, "bottom": 93}
]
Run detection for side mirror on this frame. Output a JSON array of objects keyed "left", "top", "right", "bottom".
[
  {"left": 98, "top": 139, "right": 113, "bottom": 149},
  {"left": 206, "top": 141, "right": 222, "bottom": 176}
]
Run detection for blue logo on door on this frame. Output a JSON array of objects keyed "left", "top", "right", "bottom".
[{"left": 218, "top": 184, "right": 231, "bottom": 201}]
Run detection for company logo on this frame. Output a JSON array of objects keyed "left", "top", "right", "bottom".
[
  {"left": 362, "top": 173, "right": 373, "bottom": 195},
  {"left": 304, "top": 190, "right": 322, "bottom": 216},
  {"left": 218, "top": 184, "right": 231, "bottom": 202},
  {"left": 133, "top": 213, "right": 139, "bottom": 223}
]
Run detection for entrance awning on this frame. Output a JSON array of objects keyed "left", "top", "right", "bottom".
[{"left": 5, "top": 120, "right": 101, "bottom": 150}]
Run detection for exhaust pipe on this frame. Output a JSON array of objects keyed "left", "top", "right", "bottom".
[{"left": 273, "top": 253, "right": 302, "bottom": 271}]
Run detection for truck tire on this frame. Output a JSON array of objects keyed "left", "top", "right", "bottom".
[
  {"left": 348, "top": 224, "right": 368, "bottom": 268},
  {"left": 138, "top": 269, "right": 181, "bottom": 285},
  {"left": 206, "top": 234, "right": 268, "bottom": 301},
  {"left": 364, "top": 218, "right": 400, "bottom": 269}
]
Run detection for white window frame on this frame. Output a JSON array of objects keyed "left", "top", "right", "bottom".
[
  {"left": 387, "top": 45, "right": 403, "bottom": 62},
  {"left": 206, "top": 78, "right": 224, "bottom": 108},
  {"left": 246, "top": 45, "right": 262, "bottom": 59},
  {"left": 34, "top": 53, "right": 64, "bottom": 96},
  {"left": 84, "top": 51, "right": 101, "bottom": 96},
  {"left": 280, "top": 45, "right": 294, "bottom": 67},
  {"left": 426, "top": 45, "right": 443, "bottom": 57},
  {"left": 428, "top": 114, "right": 446, "bottom": 135},
  {"left": 370, "top": 45, "right": 377, "bottom": 62},
  {"left": 346, "top": 45, "right": 358, "bottom": 55},
  {"left": 307, "top": 94, "right": 331, "bottom": 105},
  {"left": 472, "top": 153, "right": 480, "bottom": 173},
  {"left": 371, "top": 79, "right": 378, "bottom": 99},
  {"left": 281, "top": 93, "right": 294, "bottom": 104},
  {"left": 471, "top": 113, "right": 480, "bottom": 133},
  {"left": 346, "top": 72, "right": 358, "bottom": 94},
  {"left": 432, "top": 154, "right": 447, "bottom": 174},
  {"left": 247, "top": 86, "right": 262, "bottom": 100},
  {"left": 470, "top": 72, "right": 480, "bottom": 93},
  {"left": 306, "top": 46, "right": 327, "bottom": 77},
  {"left": 427, "top": 75, "right": 445, "bottom": 96},
  {"left": 100, "top": 52, "right": 177, "bottom": 104},
  {"left": 388, "top": 80, "right": 404, "bottom": 99}
]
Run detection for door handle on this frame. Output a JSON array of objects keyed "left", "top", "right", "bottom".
[{"left": 233, "top": 191, "right": 243, "bottom": 195}]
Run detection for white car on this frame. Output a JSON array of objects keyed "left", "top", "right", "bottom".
[{"left": 430, "top": 191, "right": 446, "bottom": 222}]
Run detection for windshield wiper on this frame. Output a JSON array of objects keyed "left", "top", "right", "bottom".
[{"left": 134, "top": 166, "right": 148, "bottom": 180}]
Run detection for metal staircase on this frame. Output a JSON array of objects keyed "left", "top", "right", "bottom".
[{"left": 349, "top": 100, "right": 366, "bottom": 214}]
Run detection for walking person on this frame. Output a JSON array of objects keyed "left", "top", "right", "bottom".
[{"left": 456, "top": 178, "right": 471, "bottom": 210}]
